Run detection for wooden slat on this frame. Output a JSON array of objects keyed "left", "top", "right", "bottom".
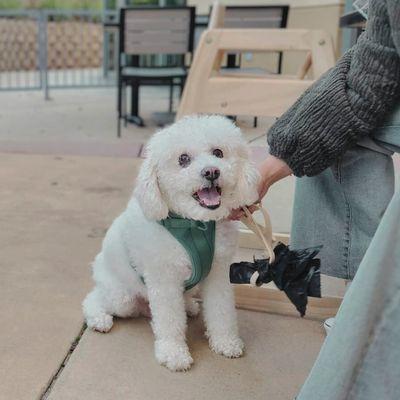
[
  {"left": 233, "top": 285, "right": 342, "bottom": 321},
  {"left": 184, "top": 76, "right": 311, "bottom": 117},
  {"left": 125, "top": 17, "right": 190, "bottom": 31},
  {"left": 216, "top": 29, "right": 315, "bottom": 52},
  {"left": 125, "top": 43, "right": 188, "bottom": 55},
  {"left": 209, "top": 5, "right": 284, "bottom": 30},
  {"left": 297, "top": 52, "right": 312, "bottom": 79},
  {"left": 208, "top": 2, "right": 225, "bottom": 29},
  {"left": 219, "top": 70, "right": 303, "bottom": 80},
  {"left": 125, "top": 31, "right": 188, "bottom": 54},
  {"left": 311, "top": 30, "right": 336, "bottom": 78},
  {"left": 125, "top": 32, "right": 188, "bottom": 42},
  {"left": 123, "top": 8, "right": 191, "bottom": 55},
  {"left": 224, "top": 8, "right": 284, "bottom": 29},
  {"left": 125, "top": 8, "right": 189, "bottom": 21}
]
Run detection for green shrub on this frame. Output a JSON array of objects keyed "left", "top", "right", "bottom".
[
  {"left": 0, "top": 0, "right": 22, "bottom": 9},
  {"left": 0, "top": 0, "right": 102, "bottom": 10}
]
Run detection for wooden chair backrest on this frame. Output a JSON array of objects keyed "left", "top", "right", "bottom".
[{"left": 177, "top": 8, "right": 335, "bottom": 119}]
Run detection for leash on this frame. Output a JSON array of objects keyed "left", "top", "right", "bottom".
[
  {"left": 231, "top": 204, "right": 323, "bottom": 316},
  {"left": 240, "top": 204, "right": 277, "bottom": 286}
]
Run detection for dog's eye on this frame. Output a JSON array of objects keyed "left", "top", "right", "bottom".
[
  {"left": 212, "top": 148, "right": 224, "bottom": 158},
  {"left": 178, "top": 153, "right": 191, "bottom": 167}
]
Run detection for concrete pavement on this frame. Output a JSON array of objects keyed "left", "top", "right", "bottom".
[
  {"left": 0, "top": 154, "right": 140, "bottom": 399},
  {"left": 0, "top": 152, "right": 333, "bottom": 400},
  {"left": 46, "top": 312, "right": 324, "bottom": 400},
  {"left": 0, "top": 88, "right": 346, "bottom": 399}
]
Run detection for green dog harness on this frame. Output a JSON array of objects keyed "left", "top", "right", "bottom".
[{"left": 159, "top": 213, "right": 216, "bottom": 291}]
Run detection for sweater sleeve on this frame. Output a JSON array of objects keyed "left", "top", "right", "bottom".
[{"left": 267, "top": 0, "right": 400, "bottom": 177}]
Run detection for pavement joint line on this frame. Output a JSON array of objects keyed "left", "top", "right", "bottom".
[{"left": 39, "top": 323, "right": 87, "bottom": 400}]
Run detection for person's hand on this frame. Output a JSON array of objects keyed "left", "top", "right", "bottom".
[{"left": 228, "top": 155, "right": 292, "bottom": 220}]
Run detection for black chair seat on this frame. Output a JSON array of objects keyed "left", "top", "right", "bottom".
[{"left": 122, "top": 66, "right": 187, "bottom": 79}]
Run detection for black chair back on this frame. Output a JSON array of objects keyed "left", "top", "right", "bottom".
[
  {"left": 223, "top": 5, "right": 288, "bottom": 29},
  {"left": 120, "top": 7, "right": 195, "bottom": 57}
]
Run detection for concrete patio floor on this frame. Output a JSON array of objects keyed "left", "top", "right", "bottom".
[
  {"left": 0, "top": 153, "right": 137, "bottom": 400},
  {"left": 1, "top": 87, "right": 394, "bottom": 399},
  {"left": 0, "top": 152, "right": 325, "bottom": 400},
  {"left": 0, "top": 89, "right": 309, "bottom": 400}
]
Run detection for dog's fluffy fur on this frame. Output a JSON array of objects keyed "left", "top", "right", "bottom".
[{"left": 82, "top": 115, "right": 259, "bottom": 371}]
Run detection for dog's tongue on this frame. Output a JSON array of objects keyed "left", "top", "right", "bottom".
[{"left": 197, "top": 187, "right": 221, "bottom": 206}]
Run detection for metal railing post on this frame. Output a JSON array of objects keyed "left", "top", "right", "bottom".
[{"left": 38, "top": 10, "right": 49, "bottom": 100}]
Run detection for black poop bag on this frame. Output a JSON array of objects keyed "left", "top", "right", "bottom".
[{"left": 230, "top": 243, "right": 322, "bottom": 317}]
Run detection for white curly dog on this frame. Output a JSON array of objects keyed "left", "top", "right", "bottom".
[{"left": 82, "top": 115, "right": 259, "bottom": 371}]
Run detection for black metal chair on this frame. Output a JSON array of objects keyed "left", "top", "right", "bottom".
[{"left": 117, "top": 6, "right": 195, "bottom": 136}]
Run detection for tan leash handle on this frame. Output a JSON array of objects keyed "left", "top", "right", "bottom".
[{"left": 240, "top": 204, "right": 276, "bottom": 264}]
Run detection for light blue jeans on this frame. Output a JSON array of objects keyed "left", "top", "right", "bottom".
[
  {"left": 297, "top": 187, "right": 400, "bottom": 399},
  {"left": 294, "top": 104, "right": 400, "bottom": 398},
  {"left": 290, "top": 105, "right": 400, "bottom": 280}
]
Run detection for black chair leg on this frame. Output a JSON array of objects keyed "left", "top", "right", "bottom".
[
  {"left": 253, "top": 117, "right": 258, "bottom": 128},
  {"left": 127, "top": 79, "right": 145, "bottom": 127},
  {"left": 180, "top": 76, "right": 186, "bottom": 97},
  {"left": 169, "top": 81, "right": 174, "bottom": 113},
  {"left": 130, "top": 80, "right": 138, "bottom": 117},
  {"left": 123, "top": 82, "right": 128, "bottom": 128},
  {"left": 117, "top": 76, "right": 122, "bottom": 137},
  {"left": 128, "top": 115, "right": 144, "bottom": 127}
]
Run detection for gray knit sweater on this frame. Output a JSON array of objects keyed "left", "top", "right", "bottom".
[{"left": 267, "top": 0, "right": 400, "bottom": 177}]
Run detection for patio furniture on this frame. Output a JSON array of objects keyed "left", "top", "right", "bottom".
[
  {"left": 177, "top": 19, "right": 335, "bottom": 120},
  {"left": 117, "top": 6, "right": 195, "bottom": 136},
  {"left": 209, "top": 4, "right": 289, "bottom": 127},
  {"left": 215, "top": 5, "right": 289, "bottom": 72}
]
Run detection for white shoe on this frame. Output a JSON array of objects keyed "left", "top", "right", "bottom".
[{"left": 324, "top": 317, "right": 335, "bottom": 335}]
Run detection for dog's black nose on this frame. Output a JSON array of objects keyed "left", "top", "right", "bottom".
[{"left": 201, "top": 167, "right": 220, "bottom": 182}]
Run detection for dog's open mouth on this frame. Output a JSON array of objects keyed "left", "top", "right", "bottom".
[{"left": 192, "top": 185, "right": 222, "bottom": 210}]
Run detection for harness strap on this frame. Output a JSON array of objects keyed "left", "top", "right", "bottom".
[{"left": 159, "top": 214, "right": 215, "bottom": 291}]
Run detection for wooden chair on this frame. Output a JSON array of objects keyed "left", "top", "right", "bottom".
[
  {"left": 118, "top": 7, "right": 195, "bottom": 135},
  {"left": 214, "top": 5, "right": 289, "bottom": 72},
  {"left": 177, "top": 4, "right": 335, "bottom": 120},
  {"left": 208, "top": 4, "right": 290, "bottom": 127},
  {"left": 177, "top": 5, "right": 340, "bottom": 317}
]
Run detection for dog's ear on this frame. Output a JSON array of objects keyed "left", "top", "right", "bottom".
[
  {"left": 134, "top": 154, "right": 169, "bottom": 221},
  {"left": 234, "top": 149, "right": 260, "bottom": 208}
]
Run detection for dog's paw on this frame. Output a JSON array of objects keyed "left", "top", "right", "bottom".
[
  {"left": 209, "top": 335, "right": 244, "bottom": 358},
  {"left": 185, "top": 299, "right": 200, "bottom": 318},
  {"left": 155, "top": 340, "right": 193, "bottom": 371},
  {"left": 86, "top": 314, "right": 113, "bottom": 333}
]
